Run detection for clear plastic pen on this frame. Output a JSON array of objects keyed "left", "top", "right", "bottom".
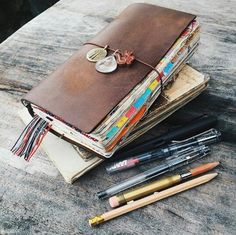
[
  {"left": 97, "top": 145, "right": 210, "bottom": 199},
  {"left": 106, "top": 129, "right": 220, "bottom": 173}
]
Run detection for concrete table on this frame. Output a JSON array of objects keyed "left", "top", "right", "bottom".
[{"left": 0, "top": 0, "right": 235, "bottom": 234}]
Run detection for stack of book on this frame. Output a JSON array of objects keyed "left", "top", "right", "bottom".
[
  {"left": 19, "top": 64, "right": 209, "bottom": 183},
  {"left": 14, "top": 4, "right": 209, "bottom": 182}
]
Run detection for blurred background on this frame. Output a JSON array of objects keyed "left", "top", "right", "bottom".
[{"left": 0, "top": 0, "right": 58, "bottom": 43}]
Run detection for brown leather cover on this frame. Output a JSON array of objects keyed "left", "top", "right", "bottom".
[{"left": 22, "top": 3, "right": 195, "bottom": 133}]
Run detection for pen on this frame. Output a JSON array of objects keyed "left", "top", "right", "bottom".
[
  {"left": 89, "top": 173, "right": 218, "bottom": 226},
  {"left": 106, "top": 128, "right": 220, "bottom": 173},
  {"left": 97, "top": 145, "right": 210, "bottom": 199},
  {"left": 118, "top": 115, "right": 217, "bottom": 156},
  {"left": 109, "top": 161, "right": 220, "bottom": 207}
]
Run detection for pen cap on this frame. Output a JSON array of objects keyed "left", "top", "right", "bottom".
[{"left": 169, "top": 145, "right": 210, "bottom": 171}]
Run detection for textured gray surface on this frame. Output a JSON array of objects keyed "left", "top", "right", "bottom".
[{"left": 0, "top": 0, "right": 236, "bottom": 234}]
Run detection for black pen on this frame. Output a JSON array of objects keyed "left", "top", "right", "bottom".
[{"left": 118, "top": 115, "right": 217, "bottom": 157}]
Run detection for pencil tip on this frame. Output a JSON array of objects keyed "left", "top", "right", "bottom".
[
  {"left": 190, "top": 162, "right": 220, "bottom": 176},
  {"left": 210, "top": 161, "right": 220, "bottom": 168},
  {"left": 213, "top": 161, "right": 220, "bottom": 165},
  {"left": 208, "top": 172, "right": 218, "bottom": 179}
]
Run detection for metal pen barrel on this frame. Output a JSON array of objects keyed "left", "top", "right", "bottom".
[{"left": 114, "top": 174, "right": 181, "bottom": 206}]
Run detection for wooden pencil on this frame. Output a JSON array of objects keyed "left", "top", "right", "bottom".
[{"left": 89, "top": 173, "right": 218, "bottom": 226}]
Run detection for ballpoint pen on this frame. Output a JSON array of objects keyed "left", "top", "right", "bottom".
[
  {"left": 106, "top": 128, "right": 220, "bottom": 173},
  {"left": 97, "top": 145, "right": 210, "bottom": 199},
  {"left": 109, "top": 161, "right": 220, "bottom": 207}
]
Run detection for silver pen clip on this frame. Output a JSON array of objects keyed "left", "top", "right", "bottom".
[{"left": 170, "top": 128, "right": 221, "bottom": 145}]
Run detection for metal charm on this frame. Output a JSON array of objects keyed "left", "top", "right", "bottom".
[
  {"left": 86, "top": 47, "right": 107, "bottom": 62},
  {"left": 95, "top": 55, "right": 117, "bottom": 73}
]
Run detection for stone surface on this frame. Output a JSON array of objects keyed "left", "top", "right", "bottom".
[{"left": 0, "top": 0, "right": 235, "bottom": 234}]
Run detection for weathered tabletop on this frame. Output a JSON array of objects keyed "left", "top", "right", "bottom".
[{"left": 0, "top": 0, "right": 235, "bottom": 234}]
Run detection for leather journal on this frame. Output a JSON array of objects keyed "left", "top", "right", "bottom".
[
  {"left": 12, "top": 3, "right": 200, "bottom": 160},
  {"left": 19, "top": 65, "right": 209, "bottom": 183}
]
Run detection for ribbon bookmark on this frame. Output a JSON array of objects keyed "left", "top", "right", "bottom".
[{"left": 11, "top": 115, "right": 51, "bottom": 161}]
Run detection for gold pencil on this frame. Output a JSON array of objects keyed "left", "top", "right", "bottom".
[{"left": 89, "top": 173, "right": 218, "bottom": 226}]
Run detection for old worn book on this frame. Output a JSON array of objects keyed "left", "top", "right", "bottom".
[
  {"left": 19, "top": 65, "right": 209, "bottom": 183},
  {"left": 12, "top": 3, "right": 199, "bottom": 160}
]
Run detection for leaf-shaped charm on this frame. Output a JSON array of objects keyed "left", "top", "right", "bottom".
[{"left": 86, "top": 48, "right": 107, "bottom": 62}]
